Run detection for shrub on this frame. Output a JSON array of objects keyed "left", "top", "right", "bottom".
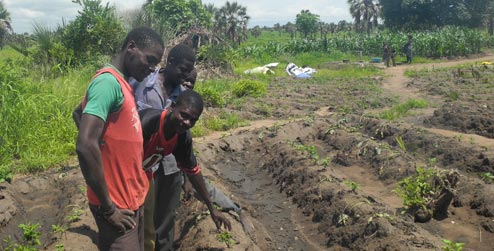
[{"left": 231, "top": 79, "right": 267, "bottom": 98}]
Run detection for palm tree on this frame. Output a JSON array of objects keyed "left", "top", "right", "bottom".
[
  {"left": 0, "top": 1, "right": 12, "bottom": 49},
  {"left": 347, "top": 0, "right": 380, "bottom": 33},
  {"left": 214, "top": 1, "right": 250, "bottom": 45}
]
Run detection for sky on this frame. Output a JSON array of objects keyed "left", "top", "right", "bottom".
[{"left": 3, "top": 0, "right": 352, "bottom": 34}]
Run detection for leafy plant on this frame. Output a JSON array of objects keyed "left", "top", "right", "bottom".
[
  {"left": 216, "top": 231, "right": 236, "bottom": 247},
  {"left": 231, "top": 79, "right": 267, "bottom": 98},
  {"left": 66, "top": 208, "right": 84, "bottom": 223},
  {"left": 343, "top": 180, "right": 361, "bottom": 192},
  {"left": 441, "top": 239, "right": 464, "bottom": 251},
  {"left": 55, "top": 244, "right": 65, "bottom": 251},
  {"left": 51, "top": 224, "right": 67, "bottom": 239},
  {"left": 395, "top": 136, "right": 407, "bottom": 152},
  {"left": 337, "top": 213, "right": 349, "bottom": 226},
  {"left": 393, "top": 167, "right": 439, "bottom": 211},
  {"left": 480, "top": 172, "right": 494, "bottom": 184},
  {"left": 18, "top": 223, "right": 41, "bottom": 247}
]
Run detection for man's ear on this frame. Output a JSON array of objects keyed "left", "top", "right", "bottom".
[{"left": 126, "top": 40, "right": 137, "bottom": 52}]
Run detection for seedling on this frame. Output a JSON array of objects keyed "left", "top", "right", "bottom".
[
  {"left": 66, "top": 208, "right": 84, "bottom": 222},
  {"left": 337, "top": 213, "right": 349, "bottom": 226},
  {"left": 216, "top": 231, "right": 236, "bottom": 247},
  {"left": 56, "top": 244, "right": 65, "bottom": 251},
  {"left": 18, "top": 223, "right": 41, "bottom": 246},
  {"left": 343, "top": 180, "right": 360, "bottom": 193},
  {"left": 441, "top": 239, "right": 464, "bottom": 251},
  {"left": 51, "top": 224, "right": 67, "bottom": 239},
  {"left": 395, "top": 136, "right": 406, "bottom": 152},
  {"left": 393, "top": 167, "right": 439, "bottom": 211},
  {"left": 480, "top": 172, "right": 494, "bottom": 184}
]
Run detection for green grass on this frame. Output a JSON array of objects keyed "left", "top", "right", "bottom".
[
  {"left": 0, "top": 60, "right": 92, "bottom": 173},
  {"left": 379, "top": 99, "right": 428, "bottom": 120}
]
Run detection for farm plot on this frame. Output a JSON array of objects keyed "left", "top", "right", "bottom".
[{"left": 2, "top": 57, "right": 494, "bottom": 251}]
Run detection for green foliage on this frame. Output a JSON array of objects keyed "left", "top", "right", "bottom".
[
  {"left": 231, "top": 79, "right": 267, "bottom": 98},
  {"left": 66, "top": 207, "right": 84, "bottom": 223},
  {"left": 203, "top": 111, "right": 248, "bottom": 131},
  {"left": 0, "top": 60, "right": 87, "bottom": 172},
  {"left": 295, "top": 10, "right": 320, "bottom": 38},
  {"left": 18, "top": 223, "right": 41, "bottom": 247},
  {"left": 216, "top": 231, "right": 236, "bottom": 247},
  {"left": 148, "top": 0, "right": 212, "bottom": 36},
  {"left": 195, "top": 85, "right": 226, "bottom": 107},
  {"left": 393, "top": 167, "right": 439, "bottom": 210},
  {"left": 441, "top": 239, "right": 464, "bottom": 251},
  {"left": 343, "top": 180, "right": 361, "bottom": 192},
  {"left": 480, "top": 172, "right": 494, "bottom": 184},
  {"left": 51, "top": 224, "right": 67, "bottom": 239},
  {"left": 379, "top": 99, "right": 428, "bottom": 120},
  {"left": 61, "top": 0, "right": 124, "bottom": 62},
  {"left": 0, "top": 165, "right": 13, "bottom": 183}
]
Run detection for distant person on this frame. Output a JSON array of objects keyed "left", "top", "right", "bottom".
[
  {"left": 390, "top": 47, "right": 397, "bottom": 66},
  {"left": 382, "top": 42, "right": 390, "bottom": 67},
  {"left": 75, "top": 26, "right": 164, "bottom": 251},
  {"left": 403, "top": 35, "right": 413, "bottom": 64}
]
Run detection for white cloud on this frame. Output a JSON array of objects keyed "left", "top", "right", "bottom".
[{"left": 3, "top": 0, "right": 351, "bottom": 34}]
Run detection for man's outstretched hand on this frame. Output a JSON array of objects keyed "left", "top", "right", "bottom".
[{"left": 210, "top": 208, "right": 232, "bottom": 231}]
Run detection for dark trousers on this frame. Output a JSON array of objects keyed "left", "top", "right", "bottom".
[
  {"left": 153, "top": 170, "right": 183, "bottom": 251},
  {"left": 90, "top": 204, "right": 144, "bottom": 251}
]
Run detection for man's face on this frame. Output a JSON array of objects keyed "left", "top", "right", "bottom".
[
  {"left": 126, "top": 42, "right": 163, "bottom": 82},
  {"left": 169, "top": 104, "right": 201, "bottom": 134},
  {"left": 164, "top": 58, "right": 194, "bottom": 88}
]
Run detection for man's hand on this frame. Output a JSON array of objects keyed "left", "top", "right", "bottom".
[
  {"left": 182, "top": 176, "right": 194, "bottom": 202},
  {"left": 210, "top": 208, "right": 232, "bottom": 231},
  {"left": 104, "top": 208, "right": 136, "bottom": 232}
]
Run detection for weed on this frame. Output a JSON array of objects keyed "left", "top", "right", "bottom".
[
  {"left": 257, "top": 132, "right": 265, "bottom": 142},
  {"left": 441, "top": 239, "right": 464, "bottom": 251},
  {"left": 480, "top": 172, "right": 494, "bottom": 184},
  {"left": 0, "top": 165, "right": 13, "bottom": 183},
  {"left": 320, "top": 157, "right": 331, "bottom": 168},
  {"left": 231, "top": 79, "right": 267, "bottom": 98},
  {"left": 395, "top": 136, "right": 407, "bottom": 152},
  {"left": 343, "top": 180, "right": 361, "bottom": 193}
]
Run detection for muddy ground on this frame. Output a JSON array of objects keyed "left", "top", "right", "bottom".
[{"left": 2, "top": 55, "right": 494, "bottom": 251}]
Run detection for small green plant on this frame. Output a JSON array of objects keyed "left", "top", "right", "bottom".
[
  {"left": 337, "top": 213, "right": 349, "bottom": 226},
  {"left": 343, "top": 180, "right": 360, "bottom": 192},
  {"left": 395, "top": 136, "right": 406, "bottom": 152},
  {"left": 18, "top": 223, "right": 41, "bottom": 247},
  {"left": 480, "top": 172, "right": 494, "bottom": 184},
  {"left": 441, "top": 239, "right": 464, "bottom": 251},
  {"left": 0, "top": 165, "right": 13, "bottom": 183},
  {"left": 320, "top": 157, "right": 331, "bottom": 168},
  {"left": 216, "top": 230, "right": 236, "bottom": 247},
  {"left": 257, "top": 131, "right": 265, "bottom": 142},
  {"left": 51, "top": 224, "right": 67, "bottom": 239},
  {"left": 56, "top": 244, "right": 65, "bottom": 251},
  {"left": 66, "top": 207, "right": 84, "bottom": 222},
  {"left": 393, "top": 167, "right": 439, "bottom": 211}
]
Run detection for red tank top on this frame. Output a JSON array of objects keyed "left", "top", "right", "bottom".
[
  {"left": 83, "top": 67, "right": 148, "bottom": 210},
  {"left": 142, "top": 110, "right": 178, "bottom": 171}
]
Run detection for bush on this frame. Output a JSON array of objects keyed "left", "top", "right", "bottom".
[{"left": 231, "top": 79, "right": 267, "bottom": 98}]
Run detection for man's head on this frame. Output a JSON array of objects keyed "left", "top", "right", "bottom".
[
  {"left": 168, "top": 90, "right": 204, "bottom": 134},
  {"left": 121, "top": 27, "right": 164, "bottom": 82},
  {"left": 182, "top": 68, "right": 197, "bottom": 90},
  {"left": 163, "top": 44, "right": 196, "bottom": 88}
]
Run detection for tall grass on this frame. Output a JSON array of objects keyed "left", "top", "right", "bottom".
[{"left": 0, "top": 59, "right": 92, "bottom": 173}]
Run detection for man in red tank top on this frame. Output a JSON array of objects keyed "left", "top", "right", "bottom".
[{"left": 75, "top": 27, "right": 164, "bottom": 251}]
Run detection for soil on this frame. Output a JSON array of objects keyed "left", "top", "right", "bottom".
[{"left": 2, "top": 55, "right": 494, "bottom": 251}]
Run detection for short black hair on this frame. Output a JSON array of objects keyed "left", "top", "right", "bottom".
[
  {"left": 175, "top": 90, "right": 203, "bottom": 113},
  {"left": 167, "top": 44, "right": 196, "bottom": 65},
  {"left": 121, "top": 26, "right": 164, "bottom": 51}
]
